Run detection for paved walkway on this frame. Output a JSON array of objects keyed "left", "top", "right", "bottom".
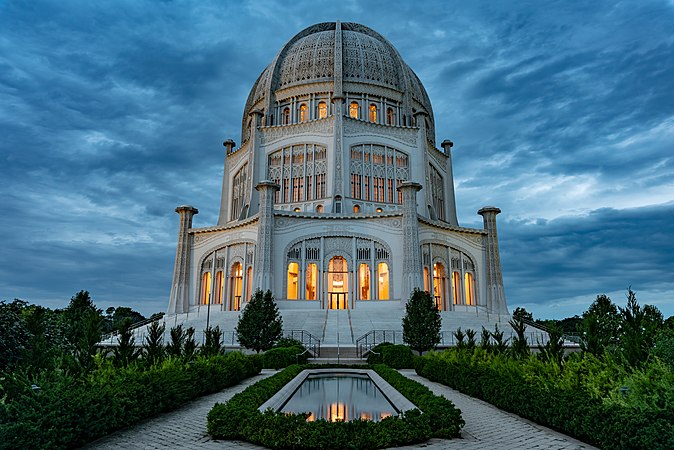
[{"left": 85, "top": 369, "right": 596, "bottom": 450}]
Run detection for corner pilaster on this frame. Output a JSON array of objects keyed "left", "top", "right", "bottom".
[
  {"left": 168, "top": 205, "right": 198, "bottom": 314},
  {"left": 254, "top": 181, "right": 280, "bottom": 293},
  {"left": 478, "top": 206, "right": 508, "bottom": 314},
  {"left": 398, "top": 181, "right": 423, "bottom": 303}
]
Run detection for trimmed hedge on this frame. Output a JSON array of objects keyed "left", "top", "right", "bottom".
[
  {"left": 416, "top": 351, "right": 674, "bottom": 449},
  {"left": 0, "top": 352, "right": 261, "bottom": 449},
  {"left": 262, "top": 345, "right": 308, "bottom": 369},
  {"left": 367, "top": 344, "right": 415, "bottom": 368},
  {"left": 208, "top": 364, "right": 463, "bottom": 449}
]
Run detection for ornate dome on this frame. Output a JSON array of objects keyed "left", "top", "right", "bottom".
[{"left": 241, "top": 22, "right": 434, "bottom": 141}]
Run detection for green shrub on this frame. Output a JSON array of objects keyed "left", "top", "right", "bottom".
[
  {"left": 0, "top": 352, "right": 260, "bottom": 449},
  {"left": 417, "top": 349, "right": 674, "bottom": 449},
  {"left": 380, "top": 345, "right": 414, "bottom": 369},
  {"left": 366, "top": 342, "right": 394, "bottom": 364},
  {"left": 208, "top": 364, "right": 463, "bottom": 449},
  {"left": 262, "top": 346, "right": 307, "bottom": 369}
]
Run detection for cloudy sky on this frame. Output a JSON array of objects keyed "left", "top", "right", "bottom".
[{"left": 1, "top": 0, "right": 673, "bottom": 319}]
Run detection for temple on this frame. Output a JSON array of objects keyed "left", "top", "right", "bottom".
[{"left": 166, "top": 22, "right": 510, "bottom": 344}]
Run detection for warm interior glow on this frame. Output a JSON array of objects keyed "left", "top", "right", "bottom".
[
  {"left": 306, "top": 263, "right": 317, "bottom": 300},
  {"left": 378, "top": 262, "right": 389, "bottom": 300},
  {"left": 299, "top": 103, "right": 307, "bottom": 122},
  {"left": 214, "top": 271, "right": 224, "bottom": 304},
  {"left": 329, "top": 402, "right": 347, "bottom": 422},
  {"left": 230, "top": 263, "right": 243, "bottom": 311},
  {"left": 423, "top": 267, "right": 430, "bottom": 292},
  {"left": 318, "top": 101, "right": 327, "bottom": 119},
  {"left": 201, "top": 272, "right": 211, "bottom": 305},
  {"left": 316, "top": 204, "right": 323, "bottom": 213},
  {"left": 349, "top": 101, "right": 359, "bottom": 119},
  {"left": 287, "top": 262, "right": 299, "bottom": 299},
  {"left": 328, "top": 256, "right": 348, "bottom": 309},
  {"left": 369, "top": 104, "right": 377, "bottom": 123},
  {"left": 464, "top": 272, "right": 475, "bottom": 305},
  {"left": 452, "top": 271, "right": 461, "bottom": 305},
  {"left": 294, "top": 207, "right": 301, "bottom": 212},
  {"left": 433, "top": 262, "right": 444, "bottom": 310},
  {"left": 359, "top": 263, "right": 370, "bottom": 300},
  {"left": 376, "top": 207, "right": 383, "bottom": 213},
  {"left": 353, "top": 204, "right": 360, "bottom": 213}
]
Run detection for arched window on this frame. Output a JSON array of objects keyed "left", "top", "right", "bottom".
[
  {"left": 353, "top": 204, "right": 360, "bottom": 214},
  {"left": 214, "top": 271, "right": 224, "bottom": 305},
  {"left": 230, "top": 263, "right": 243, "bottom": 311},
  {"left": 306, "top": 263, "right": 318, "bottom": 300},
  {"left": 377, "top": 262, "right": 389, "bottom": 300},
  {"left": 369, "top": 104, "right": 377, "bottom": 123},
  {"left": 464, "top": 272, "right": 475, "bottom": 306},
  {"left": 201, "top": 272, "right": 211, "bottom": 305},
  {"left": 316, "top": 204, "right": 324, "bottom": 213},
  {"left": 282, "top": 107, "right": 290, "bottom": 125},
  {"left": 433, "top": 263, "right": 445, "bottom": 310},
  {"left": 349, "top": 102, "right": 359, "bottom": 119},
  {"left": 299, "top": 103, "right": 307, "bottom": 122},
  {"left": 245, "top": 266, "right": 253, "bottom": 302},
  {"left": 293, "top": 207, "right": 301, "bottom": 212},
  {"left": 386, "top": 107, "right": 395, "bottom": 125},
  {"left": 317, "top": 101, "right": 327, "bottom": 119},
  {"left": 452, "top": 271, "right": 461, "bottom": 305},
  {"left": 358, "top": 263, "right": 370, "bottom": 300},
  {"left": 287, "top": 262, "right": 299, "bottom": 299},
  {"left": 423, "top": 267, "right": 430, "bottom": 292},
  {"left": 328, "top": 256, "right": 348, "bottom": 309}
]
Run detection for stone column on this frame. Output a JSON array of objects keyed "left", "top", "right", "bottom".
[
  {"left": 478, "top": 206, "right": 509, "bottom": 314},
  {"left": 167, "top": 205, "right": 198, "bottom": 315},
  {"left": 254, "top": 181, "right": 279, "bottom": 293},
  {"left": 398, "top": 182, "right": 423, "bottom": 303},
  {"left": 441, "top": 139, "right": 459, "bottom": 226}
]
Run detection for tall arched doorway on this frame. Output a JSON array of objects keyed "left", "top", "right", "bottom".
[
  {"left": 229, "top": 262, "right": 243, "bottom": 311},
  {"left": 327, "top": 256, "right": 348, "bottom": 309}
]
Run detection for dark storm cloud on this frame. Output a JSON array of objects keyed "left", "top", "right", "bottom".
[{"left": 1, "top": 0, "right": 673, "bottom": 317}]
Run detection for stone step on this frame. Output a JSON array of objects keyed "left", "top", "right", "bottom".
[{"left": 308, "top": 358, "right": 367, "bottom": 365}]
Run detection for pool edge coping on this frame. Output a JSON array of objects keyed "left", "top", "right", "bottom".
[{"left": 257, "top": 368, "right": 417, "bottom": 416}]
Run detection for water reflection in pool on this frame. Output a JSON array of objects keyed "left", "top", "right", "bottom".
[{"left": 280, "top": 373, "right": 397, "bottom": 422}]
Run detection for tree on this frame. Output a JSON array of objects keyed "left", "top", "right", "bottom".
[
  {"left": 166, "top": 324, "right": 185, "bottom": 358},
  {"left": 579, "top": 294, "right": 620, "bottom": 356},
  {"left": 201, "top": 325, "right": 224, "bottom": 357},
  {"left": 112, "top": 318, "right": 141, "bottom": 368},
  {"left": 509, "top": 317, "right": 530, "bottom": 359},
  {"left": 402, "top": 289, "right": 441, "bottom": 355},
  {"left": 236, "top": 290, "right": 283, "bottom": 353},
  {"left": 480, "top": 327, "right": 492, "bottom": 353},
  {"left": 538, "top": 322, "right": 564, "bottom": 367},
  {"left": 0, "top": 300, "right": 29, "bottom": 371},
  {"left": 491, "top": 324, "right": 509, "bottom": 354},
  {"left": 512, "top": 307, "right": 533, "bottom": 322},
  {"left": 619, "top": 288, "right": 655, "bottom": 366},
  {"left": 143, "top": 320, "right": 165, "bottom": 366}
]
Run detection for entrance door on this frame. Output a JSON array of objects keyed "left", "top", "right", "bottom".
[{"left": 327, "top": 256, "right": 349, "bottom": 309}]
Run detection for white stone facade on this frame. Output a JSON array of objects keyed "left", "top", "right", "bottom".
[{"left": 167, "top": 22, "right": 508, "bottom": 320}]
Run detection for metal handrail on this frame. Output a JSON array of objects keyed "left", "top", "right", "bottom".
[{"left": 284, "top": 329, "right": 321, "bottom": 357}]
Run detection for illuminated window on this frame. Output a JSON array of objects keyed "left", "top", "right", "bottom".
[
  {"left": 369, "top": 104, "right": 377, "bottom": 123},
  {"left": 245, "top": 266, "right": 253, "bottom": 301},
  {"left": 201, "top": 272, "right": 211, "bottom": 305},
  {"left": 328, "top": 256, "right": 348, "bottom": 309},
  {"left": 376, "top": 207, "right": 383, "bottom": 213},
  {"left": 353, "top": 204, "right": 360, "bottom": 213},
  {"left": 423, "top": 267, "right": 430, "bottom": 292},
  {"left": 282, "top": 107, "right": 290, "bottom": 125},
  {"left": 464, "top": 272, "right": 475, "bottom": 305},
  {"left": 433, "top": 263, "right": 445, "bottom": 310},
  {"left": 299, "top": 103, "right": 307, "bottom": 122},
  {"left": 358, "top": 264, "right": 370, "bottom": 300},
  {"left": 386, "top": 107, "right": 395, "bottom": 125},
  {"left": 318, "top": 101, "right": 327, "bottom": 119},
  {"left": 287, "top": 262, "right": 299, "bottom": 299},
  {"left": 214, "top": 271, "right": 224, "bottom": 304},
  {"left": 293, "top": 207, "right": 301, "bottom": 212},
  {"left": 452, "top": 271, "right": 461, "bottom": 305},
  {"left": 349, "top": 102, "right": 359, "bottom": 119},
  {"left": 377, "top": 262, "right": 389, "bottom": 300},
  {"left": 230, "top": 263, "right": 243, "bottom": 310},
  {"left": 316, "top": 204, "right": 323, "bottom": 213},
  {"left": 306, "top": 263, "right": 318, "bottom": 300}
]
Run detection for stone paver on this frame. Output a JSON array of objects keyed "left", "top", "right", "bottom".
[{"left": 85, "top": 369, "right": 596, "bottom": 450}]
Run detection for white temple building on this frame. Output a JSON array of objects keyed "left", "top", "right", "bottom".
[{"left": 165, "top": 22, "right": 510, "bottom": 347}]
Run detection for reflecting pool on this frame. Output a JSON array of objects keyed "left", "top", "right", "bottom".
[{"left": 280, "top": 373, "right": 397, "bottom": 422}]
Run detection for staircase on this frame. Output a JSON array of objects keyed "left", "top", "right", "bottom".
[{"left": 308, "top": 345, "right": 365, "bottom": 365}]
